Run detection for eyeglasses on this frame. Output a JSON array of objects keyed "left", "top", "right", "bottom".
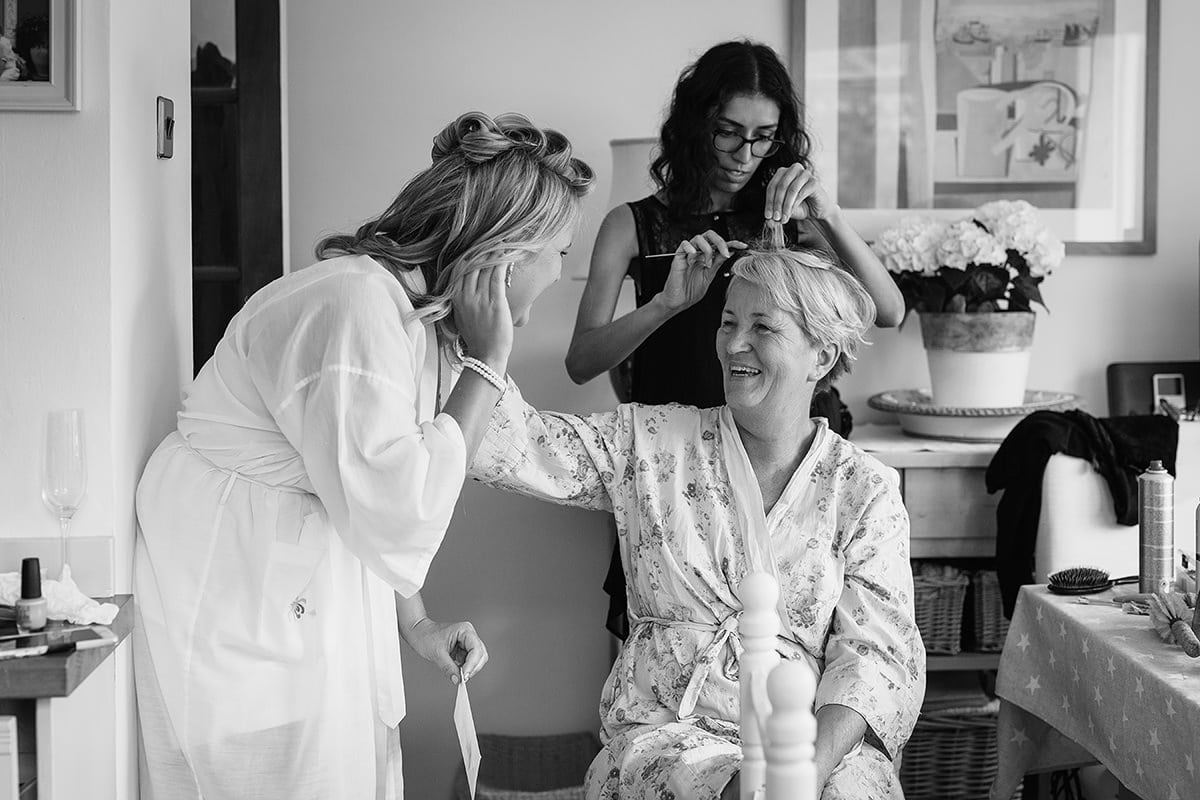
[{"left": 712, "top": 130, "right": 783, "bottom": 158}]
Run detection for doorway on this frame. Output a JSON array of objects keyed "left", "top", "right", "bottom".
[{"left": 191, "top": 0, "right": 283, "bottom": 374}]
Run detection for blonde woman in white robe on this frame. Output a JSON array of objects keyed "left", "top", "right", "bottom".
[
  {"left": 133, "top": 111, "right": 594, "bottom": 800},
  {"left": 472, "top": 248, "right": 925, "bottom": 799}
]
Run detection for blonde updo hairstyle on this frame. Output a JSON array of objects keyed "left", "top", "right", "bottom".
[
  {"left": 316, "top": 111, "right": 595, "bottom": 355},
  {"left": 730, "top": 248, "right": 876, "bottom": 391}
]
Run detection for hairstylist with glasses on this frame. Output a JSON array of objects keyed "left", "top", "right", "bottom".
[{"left": 565, "top": 40, "right": 904, "bottom": 640}]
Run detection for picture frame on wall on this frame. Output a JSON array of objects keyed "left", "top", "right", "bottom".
[
  {"left": 0, "top": 0, "right": 80, "bottom": 111},
  {"left": 789, "top": 0, "right": 1160, "bottom": 254}
]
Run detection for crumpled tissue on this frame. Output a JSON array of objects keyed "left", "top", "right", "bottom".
[{"left": 0, "top": 565, "right": 118, "bottom": 625}]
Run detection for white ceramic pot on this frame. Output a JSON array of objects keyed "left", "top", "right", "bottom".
[{"left": 919, "top": 312, "right": 1036, "bottom": 408}]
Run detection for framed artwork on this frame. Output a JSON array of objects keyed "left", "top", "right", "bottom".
[
  {"left": 790, "top": 0, "right": 1160, "bottom": 254},
  {"left": 0, "top": 0, "right": 80, "bottom": 111}
]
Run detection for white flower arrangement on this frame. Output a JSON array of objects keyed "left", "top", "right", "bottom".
[
  {"left": 871, "top": 216, "right": 947, "bottom": 277},
  {"left": 936, "top": 219, "right": 1007, "bottom": 272},
  {"left": 973, "top": 200, "right": 1065, "bottom": 279},
  {"left": 872, "top": 200, "right": 1064, "bottom": 314}
]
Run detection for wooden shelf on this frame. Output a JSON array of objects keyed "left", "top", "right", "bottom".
[
  {"left": 927, "top": 652, "right": 1001, "bottom": 672},
  {"left": 0, "top": 595, "right": 132, "bottom": 699}
]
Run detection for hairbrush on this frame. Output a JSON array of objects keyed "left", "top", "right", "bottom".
[{"left": 1047, "top": 566, "right": 1139, "bottom": 595}]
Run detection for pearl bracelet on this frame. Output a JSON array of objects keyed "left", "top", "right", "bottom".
[{"left": 461, "top": 356, "right": 506, "bottom": 394}]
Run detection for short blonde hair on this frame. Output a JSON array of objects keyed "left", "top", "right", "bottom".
[
  {"left": 730, "top": 248, "right": 875, "bottom": 389},
  {"left": 317, "top": 111, "right": 595, "bottom": 355}
]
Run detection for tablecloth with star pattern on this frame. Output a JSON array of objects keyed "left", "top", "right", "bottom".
[{"left": 990, "top": 585, "right": 1200, "bottom": 800}]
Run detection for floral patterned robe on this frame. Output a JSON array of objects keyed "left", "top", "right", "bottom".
[{"left": 471, "top": 384, "right": 925, "bottom": 799}]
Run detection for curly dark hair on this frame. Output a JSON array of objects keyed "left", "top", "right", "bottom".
[{"left": 651, "top": 40, "right": 812, "bottom": 219}]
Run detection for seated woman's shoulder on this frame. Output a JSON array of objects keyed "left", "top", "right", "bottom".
[
  {"left": 623, "top": 402, "right": 712, "bottom": 437},
  {"left": 624, "top": 401, "right": 707, "bottom": 420},
  {"left": 825, "top": 432, "right": 901, "bottom": 490}
]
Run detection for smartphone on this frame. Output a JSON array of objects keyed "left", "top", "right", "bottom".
[{"left": 0, "top": 626, "right": 117, "bottom": 661}]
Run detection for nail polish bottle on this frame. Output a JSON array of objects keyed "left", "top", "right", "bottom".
[{"left": 16, "top": 557, "right": 47, "bottom": 634}]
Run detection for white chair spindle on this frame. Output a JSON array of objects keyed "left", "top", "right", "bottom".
[
  {"left": 738, "top": 571, "right": 781, "bottom": 798},
  {"left": 764, "top": 659, "right": 818, "bottom": 800}
]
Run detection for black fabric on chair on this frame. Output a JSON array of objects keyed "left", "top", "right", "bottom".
[
  {"left": 985, "top": 409, "right": 1178, "bottom": 618},
  {"left": 1106, "top": 361, "right": 1200, "bottom": 416}
]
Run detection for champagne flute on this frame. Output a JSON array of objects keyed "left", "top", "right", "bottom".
[{"left": 42, "top": 409, "right": 87, "bottom": 579}]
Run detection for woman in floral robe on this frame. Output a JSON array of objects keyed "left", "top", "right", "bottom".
[{"left": 472, "top": 245, "right": 925, "bottom": 799}]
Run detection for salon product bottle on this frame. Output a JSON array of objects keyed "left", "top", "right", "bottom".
[
  {"left": 1138, "top": 461, "right": 1174, "bottom": 594},
  {"left": 15, "top": 557, "right": 47, "bottom": 634}
]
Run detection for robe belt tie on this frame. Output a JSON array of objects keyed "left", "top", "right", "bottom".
[
  {"left": 630, "top": 611, "right": 742, "bottom": 721},
  {"left": 179, "top": 437, "right": 310, "bottom": 494}
]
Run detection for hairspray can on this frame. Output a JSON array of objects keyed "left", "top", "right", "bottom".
[{"left": 1139, "top": 460, "right": 1174, "bottom": 594}]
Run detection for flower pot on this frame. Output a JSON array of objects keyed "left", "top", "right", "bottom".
[{"left": 919, "top": 312, "right": 1035, "bottom": 408}]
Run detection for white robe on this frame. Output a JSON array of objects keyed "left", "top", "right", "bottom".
[{"left": 133, "top": 255, "right": 465, "bottom": 800}]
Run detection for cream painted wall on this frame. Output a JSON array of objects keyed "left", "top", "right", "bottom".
[
  {"left": 0, "top": 0, "right": 189, "bottom": 585},
  {"left": 109, "top": 0, "right": 192, "bottom": 795},
  {"left": 0, "top": 0, "right": 190, "bottom": 797},
  {"left": 0, "top": 0, "right": 113, "bottom": 553},
  {"left": 286, "top": 2, "right": 1198, "bottom": 798},
  {"left": 110, "top": 0, "right": 192, "bottom": 608}
]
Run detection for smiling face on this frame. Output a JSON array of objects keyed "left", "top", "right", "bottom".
[
  {"left": 709, "top": 93, "right": 781, "bottom": 207},
  {"left": 716, "top": 277, "right": 836, "bottom": 421},
  {"left": 506, "top": 226, "right": 574, "bottom": 327}
]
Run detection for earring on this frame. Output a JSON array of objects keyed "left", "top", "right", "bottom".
[{"left": 505, "top": 264, "right": 513, "bottom": 287}]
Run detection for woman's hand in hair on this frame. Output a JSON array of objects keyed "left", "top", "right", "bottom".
[
  {"left": 765, "top": 164, "right": 836, "bottom": 223},
  {"left": 454, "top": 263, "right": 514, "bottom": 371},
  {"left": 653, "top": 231, "right": 746, "bottom": 315}
]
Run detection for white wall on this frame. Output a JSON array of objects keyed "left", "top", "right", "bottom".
[
  {"left": 0, "top": 0, "right": 190, "bottom": 582},
  {"left": 0, "top": 0, "right": 190, "bottom": 587},
  {"left": 287, "top": 2, "right": 1199, "bottom": 798},
  {"left": 110, "top": 0, "right": 192, "bottom": 611},
  {"left": 109, "top": 0, "right": 192, "bottom": 796},
  {"left": 0, "top": 0, "right": 190, "bottom": 797},
  {"left": 0, "top": 0, "right": 113, "bottom": 555}
]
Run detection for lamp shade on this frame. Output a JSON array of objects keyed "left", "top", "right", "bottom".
[{"left": 609, "top": 137, "right": 658, "bottom": 208}]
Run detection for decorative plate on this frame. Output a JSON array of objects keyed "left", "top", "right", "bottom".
[{"left": 867, "top": 389, "right": 1080, "bottom": 443}]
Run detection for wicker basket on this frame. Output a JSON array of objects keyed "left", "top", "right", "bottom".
[
  {"left": 899, "top": 706, "right": 1018, "bottom": 799},
  {"left": 453, "top": 732, "right": 601, "bottom": 800},
  {"left": 913, "top": 571, "right": 969, "bottom": 655},
  {"left": 972, "top": 570, "right": 1011, "bottom": 652}
]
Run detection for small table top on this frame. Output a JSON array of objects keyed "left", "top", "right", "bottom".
[
  {"left": 0, "top": 595, "right": 132, "bottom": 699},
  {"left": 991, "top": 585, "right": 1200, "bottom": 800},
  {"left": 851, "top": 423, "right": 998, "bottom": 468}
]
